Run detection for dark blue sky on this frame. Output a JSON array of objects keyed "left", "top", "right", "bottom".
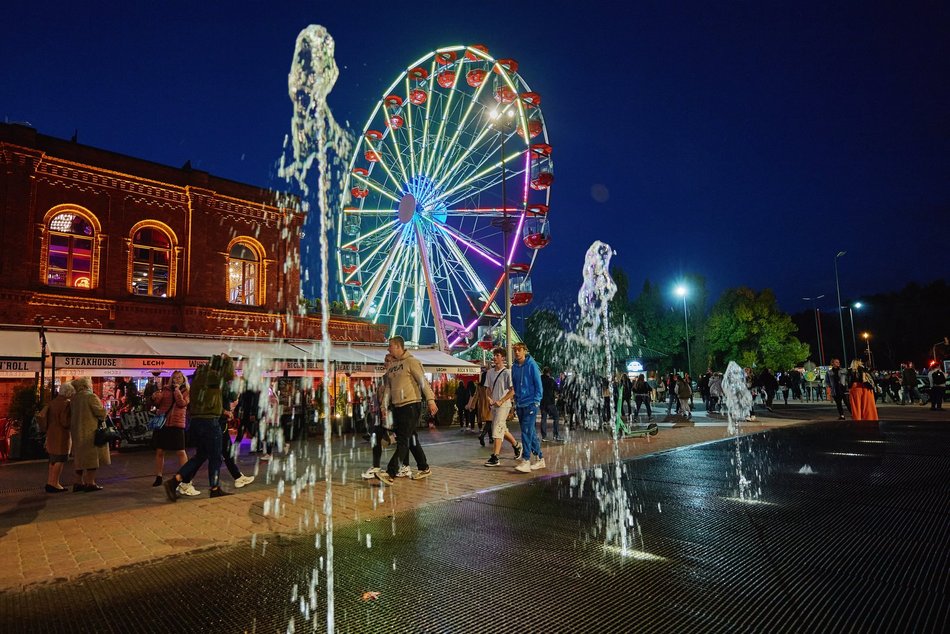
[{"left": 3, "top": 1, "right": 947, "bottom": 318}]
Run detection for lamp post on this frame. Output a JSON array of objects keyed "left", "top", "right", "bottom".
[
  {"left": 675, "top": 285, "right": 691, "bottom": 377},
  {"left": 834, "top": 251, "right": 848, "bottom": 367},
  {"left": 847, "top": 302, "right": 863, "bottom": 362},
  {"left": 489, "top": 108, "right": 517, "bottom": 366},
  {"left": 802, "top": 295, "right": 825, "bottom": 366},
  {"left": 862, "top": 332, "right": 874, "bottom": 368}
]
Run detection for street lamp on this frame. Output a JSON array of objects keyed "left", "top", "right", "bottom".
[
  {"left": 834, "top": 251, "right": 848, "bottom": 367},
  {"left": 862, "top": 331, "right": 874, "bottom": 368},
  {"left": 802, "top": 295, "right": 825, "bottom": 366},
  {"left": 675, "top": 285, "right": 691, "bottom": 377},
  {"left": 846, "top": 302, "right": 863, "bottom": 361},
  {"left": 489, "top": 108, "right": 517, "bottom": 366}
]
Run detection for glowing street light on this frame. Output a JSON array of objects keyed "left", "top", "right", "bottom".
[
  {"left": 674, "top": 285, "right": 691, "bottom": 377},
  {"left": 845, "top": 301, "right": 864, "bottom": 361},
  {"left": 862, "top": 331, "right": 874, "bottom": 368}
]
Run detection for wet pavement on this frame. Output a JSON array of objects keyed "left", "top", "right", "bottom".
[{"left": 0, "top": 404, "right": 948, "bottom": 632}]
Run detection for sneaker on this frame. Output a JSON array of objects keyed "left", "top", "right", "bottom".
[
  {"left": 234, "top": 475, "right": 255, "bottom": 488},
  {"left": 531, "top": 458, "right": 546, "bottom": 470},
  {"left": 484, "top": 454, "right": 500, "bottom": 467},
  {"left": 553, "top": 436, "right": 563, "bottom": 442},
  {"left": 838, "top": 415, "right": 846, "bottom": 420},
  {"left": 374, "top": 471, "right": 395, "bottom": 486},
  {"left": 541, "top": 437, "right": 548, "bottom": 443},
  {"left": 478, "top": 434, "right": 486, "bottom": 447},
  {"left": 361, "top": 467, "right": 381, "bottom": 480},
  {"left": 513, "top": 443, "right": 524, "bottom": 460},
  {"left": 515, "top": 460, "right": 533, "bottom": 473},
  {"left": 412, "top": 468, "right": 432, "bottom": 480},
  {"left": 259, "top": 453, "right": 272, "bottom": 462},
  {"left": 152, "top": 476, "right": 163, "bottom": 487},
  {"left": 747, "top": 415, "right": 758, "bottom": 422},
  {"left": 396, "top": 465, "right": 412, "bottom": 478},
  {"left": 163, "top": 478, "right": 180, "bottom": 502},
  {"left": 178, "top": 482, "right": 201, "bottom": 497},
  {"left": 209, "top": 487, "right": 232, "bottom": 498}
]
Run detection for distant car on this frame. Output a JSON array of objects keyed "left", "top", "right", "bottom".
[{"left": 916, "top": 375, "right": 950, "bottom": 405}]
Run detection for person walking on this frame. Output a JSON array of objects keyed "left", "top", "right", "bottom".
[
  {"left": 511, "top": 342, "right": 544, "bottom": 473},
  {"left": 824, "top": 358, "right": 850, "bottom": 420},
  {"left": 150, "top": 371, "right": 192, "bottom": 491},
  {"left": 374, "top": 336, "right": 438, "bottom": 486},
  {"left": 539, "top": 366, "right": 561, "bottom": 442},
  {"left": 759, "top": 368, "right": 778, "bottom": 412},
  {"left": 68, "top": 377, "right": 109, "bottom": 492},
  {"left": 901, "top": 363, "right": 921, "bottom": 405},
  {"left": 708, "top": 372, "right": 723, "bottom": 415},
  {"left": 848, "top": 359, "right": 879, "bottom": 421},
  {"left": 163, "top": 353, "right": 235, "bottom": 501},
  {"left": 676, "top": 374, "right": 693, "bottom": 419},
  {"left": 39, "top": 382, "right": 74, "bottom": 492},
  {"left": 633, "top": 374, "right": 653, "bottom": 419},
  {"left": 483, "top": 348, "right": 524, "bottom": 467},
  {"left": 362, "top": 353, "right": 410, "bottom": 479}
]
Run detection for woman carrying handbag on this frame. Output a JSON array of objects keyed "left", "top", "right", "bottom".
[{"left": 151, "top": 371, "right": 195, "bottom": 494}]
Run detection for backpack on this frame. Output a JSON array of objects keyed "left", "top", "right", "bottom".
[{"left": 189, "top": 355, "right": 234, "bottom": 418}]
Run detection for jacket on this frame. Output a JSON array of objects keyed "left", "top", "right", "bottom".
[
  {"left": 825, "top": 366, "right": 848, "bottom": 392},
  {"left": 541, "top": 374, "right": 558, "bottom": 407},
  {"left": 511, "top": 354, "right": 543, "bottom": 407},
  {"left": 43, "top": 394, "right": 72, "bottom": 457},
  {"left": 152, "top": 385, "right": 190, "bottom": 428},
  {"left": 384, "top": 350, "right": 435, "bottom": 408},
  {"left": 69, "top": 389, "right": 110, "bottom": 470}
]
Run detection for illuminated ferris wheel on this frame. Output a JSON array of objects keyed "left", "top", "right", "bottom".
[{"left": 335, "top": 44, "right": 553, "bottom": 350}]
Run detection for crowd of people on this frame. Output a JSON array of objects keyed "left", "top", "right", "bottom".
[{"left": 32, "top": 341, "right": 947, "bottom": 495}]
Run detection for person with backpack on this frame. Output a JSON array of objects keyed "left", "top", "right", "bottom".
[{"left": 163, "top": 353, "right": 235, "bottom": 501}]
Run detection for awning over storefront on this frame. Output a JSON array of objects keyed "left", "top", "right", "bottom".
[{"left": 0, "top": 329, "right": 43, "bottom": 375}]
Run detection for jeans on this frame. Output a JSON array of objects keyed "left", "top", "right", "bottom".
[
  {"left": 517, "top": 403, "right": 541, "bottom": 459},
  {"left": 387, "top": 402, "right": 427, "bottom": 477},
  {"left": 902, "top": 386, "right": 920, "bottom": 404},
  {"left": 539, "top": 402, "right": 559, "bottom": 439},
  {"left": 221, "top": 419, "right": 241, "bottom": 480},
  {"left": 831, "top": 389, "right": 850, "bottom": 416},
  {"left": 179, "top": 418, "right": 222, "bottom": 488},
  {"left": 634, "top": 395, "right": 652, "bottom": 416}
]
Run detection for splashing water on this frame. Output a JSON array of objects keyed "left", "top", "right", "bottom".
[
  {"left": 721, "top": 361, "right": 755, "bottom": 499},
  {"left": 278, "top": 25, "right": 353, "bottom": 634}
]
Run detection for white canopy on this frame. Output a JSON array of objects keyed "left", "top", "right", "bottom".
[{"left": 0, "top": 329, "right": 43, "bottom": 375}]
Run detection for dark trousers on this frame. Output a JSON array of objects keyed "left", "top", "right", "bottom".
[
  {"left": 179, "top": 418, "right": 222, "bottom": 488},
  {"left": 221, "top": 420, "right": 241, "bottom": 480},
  {"left": 539, "top": 402, "right": 559, "bottom": 439},
  {"left": 634, "top": 395, "right": 652, "bottom": 416},
  {"left": 932, "top": 386, "right": 945, "bottom": 410},
  {"left": 387, "top": 402, "right": 427, "bottom": 477},
  {"left": 832, "top": 390, "right": 850, "bottom": 416},
  {"left": 371, "top": 424, "right": 403, "bottom": 468}
]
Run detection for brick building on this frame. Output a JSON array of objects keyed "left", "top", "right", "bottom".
[{"left": 0, "top": 123, "right": 384, "bottom": 342}]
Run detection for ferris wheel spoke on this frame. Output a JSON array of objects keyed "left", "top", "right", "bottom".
[
  {"left": 437, "top": 142, "right": 525, "bottom": 203},
  {"left": 429, "top": 76, "right": 493, "bottom": 183},
  {"left": 385, "top": 241, "right": 417, "bottom": 332},
  {"left": 404, "top": 77, "right": 418, "bottom": 178},
  {"left": 422, "top": 216, "right": 504, "bottom": 265},
  {"left": 431, "top": 125, "right": 493, "bottom": 193},
  {"left": 344, "top": 229, "right": 401, "bottom": 283},
  {"left": 424, "top": 67, "right": 463, "bottom": 178},
  {"left": 418, "top": 57, "right": 438, "bottom": 175},
  {"left": 435, "top": 226, "right": 505, "bottom": 317},
  {"left": 358, "top": 232, "right": 408, "bottom": 318},
  {"left": 382, "top": 105, "right": 410, "bottom": 185},
  {"left": 340, "top": 218, "right": 398, "bottom": 250},
  {"left": 351, "top": 170, "right": 402, "bottom": 204}
]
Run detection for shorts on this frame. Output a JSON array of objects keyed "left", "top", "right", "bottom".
[
  {"left": 48, "top": 454, "right": 68, "bottom": 464},
  {"left": 151, "top": 426, "right": 186, "bottom": 451},
  {"left": 491, "top": 403, "right": 511, "bottom": 440}
]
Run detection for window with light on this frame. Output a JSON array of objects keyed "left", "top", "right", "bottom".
[
  {"left": 131, "top": 227, "right": 172, "bottom": 297},
  {"left": 47, "top": 213, "right": 94, "bottom": 288},
  {"left": 228, "top": 242, "right": 259, "bottom": 305}
]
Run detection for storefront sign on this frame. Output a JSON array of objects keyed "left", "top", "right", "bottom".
[
  {"left": 0, "top": 360, "right": 41, "bottom": 372},
  {"left": 55, "top": 356, "right": 209, "bottom": 370}
]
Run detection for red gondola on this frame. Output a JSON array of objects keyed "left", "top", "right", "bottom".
[
  {"left": 364, "top": 150, "right": 380, "bottom": 163},
  {"left": 465, "top": 44, "right": 489, "bottom": 61},
  {"left": 520, "top": 92, "right": 541, "bottom": 108},
  {"left": 388, "top": 114, "right": 404, "bottom": 129},
  {"left": 509, "top": 263, "right": 533, "bottom": 307},
  {"left": 494, "top": 84, "right": 517, "bottom": 103},
  {"left": 436, "top": 51, "right": 458, "bottom": 65},
  {"left": 466, "top": 69, "right": 487, "bottom": 88},
  {"left": 493, "top": 58, "right": 519, "bottom": 75},
  {"left": 365, "top": 130, "right": 383, "bottom": 141},
  {"left": 523, "top": 205, "right": 550, "bottom": 250},
  {"left": 517, "top": 119, "right": 543, "bottom": 140},
  {"left": 351, "top": 187, "right": 369, "bottom": 199},
  {"left": 409, "top": 88, "right": 427, "bottom": 105},
  {"left": 437, "top": 71, "right": 456, "bottom": 88},
  {"left": 352, "top": 167, "right": 369, "bottom": 177},
  {"left": 408, "top": 67, "right": 428, "bottom": 81},
  {"left": 384, "top": 94, "right": 404, "bottom": 109},
  {"left": 529, "top": 144, "right": 553, "bottom": 190}
]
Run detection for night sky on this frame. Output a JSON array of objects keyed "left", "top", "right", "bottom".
[{"left": 3, "top": 1, "right": 947, "bottom": 319}]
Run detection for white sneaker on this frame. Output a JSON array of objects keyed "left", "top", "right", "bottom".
[
  {"left": 259, "top": 453, "right": 272, "bottom": 462},
  {"left": 530, "top": 458, "right": 546, "bottom": 471},
  {"left": 234, "top": 475, "right": 255, "bottom": 488},
  {"left": 361, "top": 467, "right": 380, "bottom": 480},
  {"left": 515, "top": 460, "right": 533, "bottom": 473},
  {"left": 178, "top": 482, "right": 201, "bottom": 497},
  {"left": 396, "top": 465, "right": 412, "bottom": 478}
]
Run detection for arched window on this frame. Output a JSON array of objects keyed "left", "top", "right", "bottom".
[
  {"left": 228, "top": 242, "right": 259, "bottom": 305},
  {"left": 131, "top": 227, "right": 172, "bottom": 296},
  {"left": 47, "top": 212, "right": 95, "bottom": 288}
]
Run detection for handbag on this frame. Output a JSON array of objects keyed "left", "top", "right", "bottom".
[
  {"left": 94, "top": 418, "right": 119, "bottom": 447},
  {"left": 148, "top": 393, "right": 176, "bottom": 431}
]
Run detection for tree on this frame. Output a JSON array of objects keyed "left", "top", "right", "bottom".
[
  {"left": 629, "top": 280, "right": 681, "bottom": 368},
  {"left": 523, "top": 309, "right": 562, "bottom": 370},
  {"left": 706, "top": 287, "right": 810, "bottom": 370}
]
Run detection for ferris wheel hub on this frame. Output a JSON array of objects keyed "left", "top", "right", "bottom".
[{"left": 398, "top": 193, "right": 416, "bottom": 224}]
